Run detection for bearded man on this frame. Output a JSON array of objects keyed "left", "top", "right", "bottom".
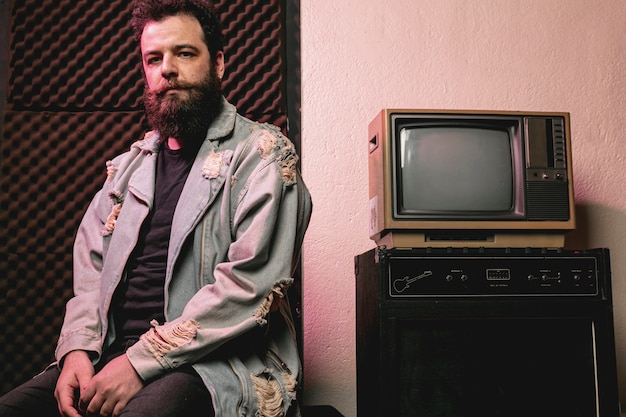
[{"left": 0, "top": 1, "right": 311, "bottom": 416}]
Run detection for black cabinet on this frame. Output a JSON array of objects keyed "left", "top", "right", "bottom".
[{"left": 355, "top": 246, "right": 620, "bottom": 417}]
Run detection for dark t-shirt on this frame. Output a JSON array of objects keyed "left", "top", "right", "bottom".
[{"left": 109, "top": 142, "right": 197, "bottom": 354}]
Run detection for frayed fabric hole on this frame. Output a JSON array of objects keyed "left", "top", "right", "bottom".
[
  {"left": 251, "top": 372, "right": 284, "bottom": 417},
  {"left": 140, "top": 320, "right": 200, "bottom": 365},
  {"left": 255, "top": 280, "right": 292, "bottom": 326}
]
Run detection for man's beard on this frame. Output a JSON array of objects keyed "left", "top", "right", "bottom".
[{"left": 143, "top": 66, "right": 223, "bottom": 146}]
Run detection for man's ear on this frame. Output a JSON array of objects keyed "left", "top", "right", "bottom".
[{"left": 215, "top": 51, "right": 225, "bottom": 80}]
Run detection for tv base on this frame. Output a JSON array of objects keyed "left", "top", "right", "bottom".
[{"left": 374, "top": 231, "right": 567, "bottom": 249}]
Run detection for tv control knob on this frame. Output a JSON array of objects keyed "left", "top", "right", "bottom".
[
  {"left": 460, "top": 274, "right": 468, "bottom": 282},
  {"left": 445, "top": 274, "right": 453, "bottom": 282}
]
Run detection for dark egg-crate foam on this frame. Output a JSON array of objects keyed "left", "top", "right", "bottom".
[
  {"left": 8, "top": 0, "right": 144, "bottom": 110},
  {"left": 0, "top": 111, "right": 145, "bottom": 392}
]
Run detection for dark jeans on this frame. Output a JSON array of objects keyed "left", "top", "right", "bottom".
[{"left": 0, "top": 364, "right": 214, "bottom": 417}]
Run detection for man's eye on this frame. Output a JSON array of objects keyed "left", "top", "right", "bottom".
[{"left": 179, "top": 51, "right": 194, "bottom": 58}]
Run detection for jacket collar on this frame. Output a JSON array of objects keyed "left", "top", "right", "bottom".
[
  {"left": 205, "top": 97, "right": 237, "bottom": 142},
  {"left": 125, "top": 97, "right": 236, "bottom": 208}
]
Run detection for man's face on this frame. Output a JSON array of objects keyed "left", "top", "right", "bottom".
[{"left": 140, "top": 14, "right": 225, "bottom": 142}]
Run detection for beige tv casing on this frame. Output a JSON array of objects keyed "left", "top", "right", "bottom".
[{"left": 368, "top": 109, "right": 576, "bottom": 249}]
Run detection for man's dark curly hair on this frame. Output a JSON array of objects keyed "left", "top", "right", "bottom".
[{"left": 131, "top": 0, "right": 224, "bottom": 62}]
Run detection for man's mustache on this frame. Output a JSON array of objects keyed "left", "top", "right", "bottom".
[{"left": 152, "top": 82, "right": 194, "bottom": 96}]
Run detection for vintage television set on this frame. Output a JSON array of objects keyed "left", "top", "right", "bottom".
[{"left": 368, "top": 109, "right": 576, "bottom": 248}]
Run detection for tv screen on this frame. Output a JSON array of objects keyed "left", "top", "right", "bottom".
[{"left": 397, "top": 125, "right": 514, "bottom": 215}]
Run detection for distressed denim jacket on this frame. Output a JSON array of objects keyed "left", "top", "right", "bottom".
[{"left": 55, "top": 98, "right": 312, "bottom": 417}]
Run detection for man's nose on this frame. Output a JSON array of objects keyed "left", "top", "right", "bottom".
[{"left": 161, "top": 54, "right": 178, "bottom": 78}]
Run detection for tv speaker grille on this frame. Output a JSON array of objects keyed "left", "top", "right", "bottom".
[{"left": 526, "top": 182, "right": 570, "bottom": 220}]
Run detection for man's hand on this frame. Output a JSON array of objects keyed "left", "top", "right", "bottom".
[
  {"left": 55, "top": 350, "right": 95, "bottom": 417},
  {"left": 79, "top": 354, "right": 144, "bottom": 417}
]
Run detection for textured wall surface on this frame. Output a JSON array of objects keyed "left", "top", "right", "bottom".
[
  {"left": 300, "top": 1, "right": 626, "bottom": 415},
  {"left": 0, "top": 0, "right": 293, "bottom": 395}
]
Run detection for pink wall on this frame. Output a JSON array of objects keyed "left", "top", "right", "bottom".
[{"left": 300, "top": 1, "right": 626, "bottom": 415}]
